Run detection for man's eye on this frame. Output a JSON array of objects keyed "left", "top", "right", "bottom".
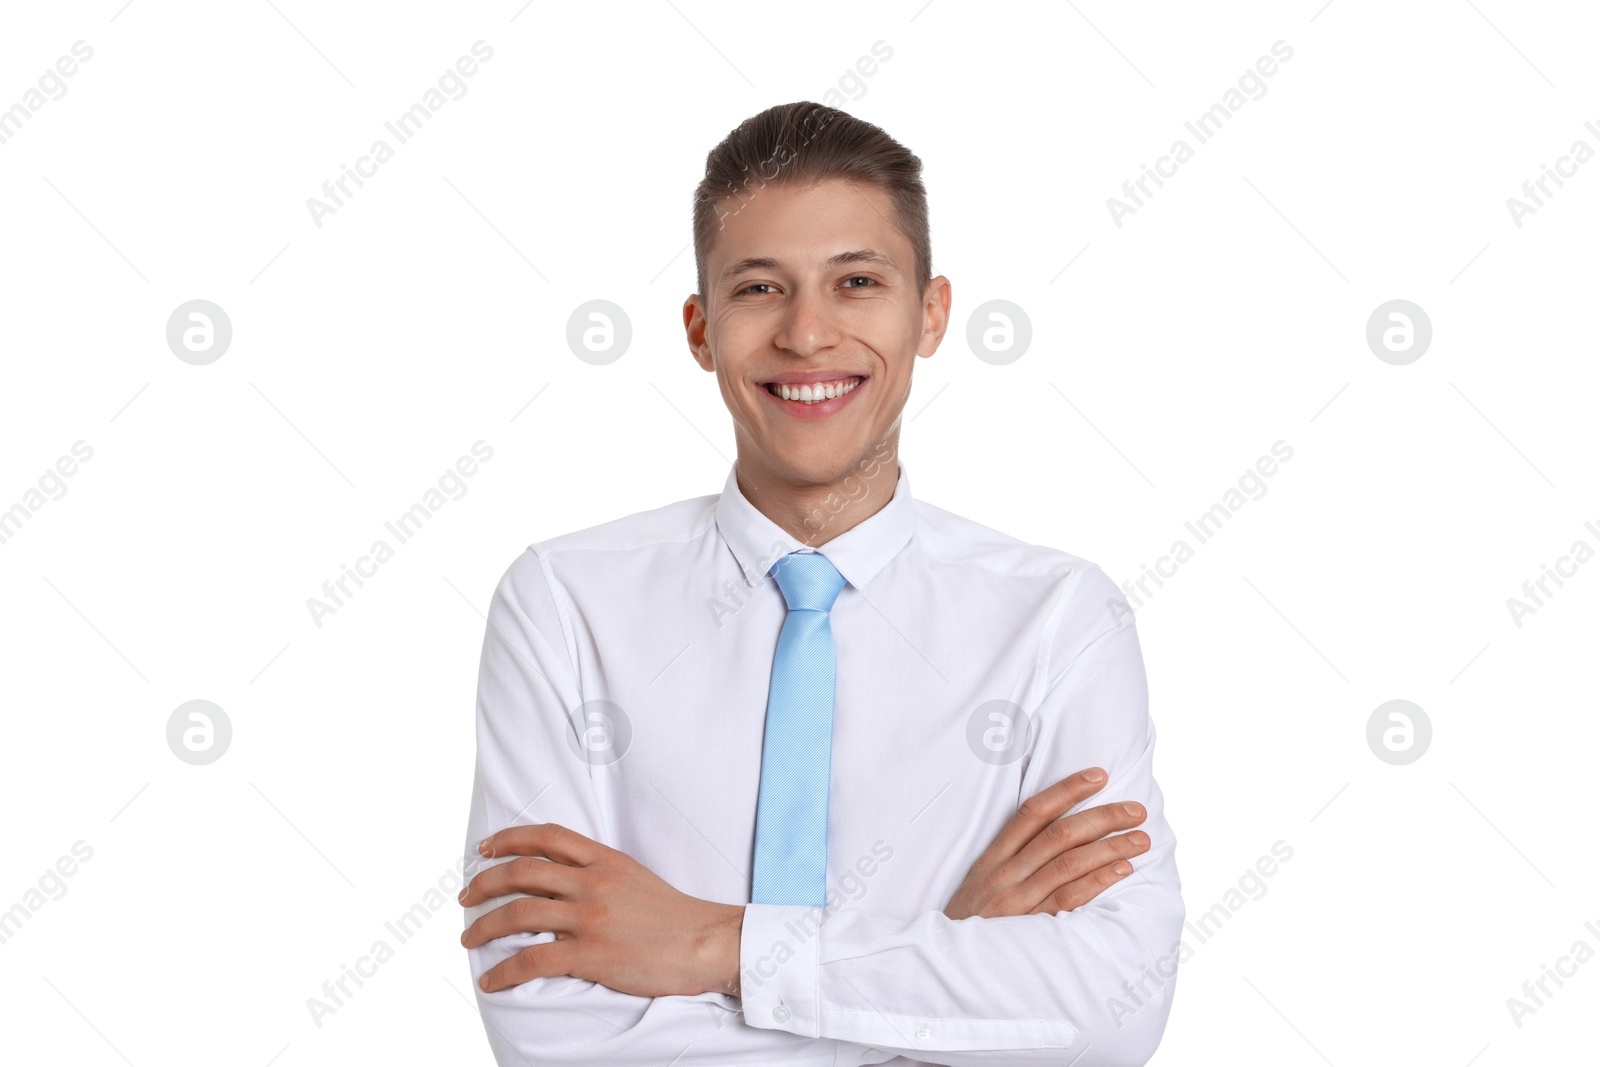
[
  {"left": 739, "top": 282, "right": 776, "bottom": 295},
  {"left": 842, "top": 276, "right": 876, "bottom": 288}
]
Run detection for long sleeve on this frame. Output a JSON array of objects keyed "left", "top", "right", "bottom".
[
  {"left": 462, "top": 549, "right": 835, "bottom": 1067},
  {"left": 737, "top": 567, "right": 1185, "bottom": 1067}
]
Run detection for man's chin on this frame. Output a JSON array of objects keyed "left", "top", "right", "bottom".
[{"left": 750, "top": 441, "right": 888, "bottom": 489}]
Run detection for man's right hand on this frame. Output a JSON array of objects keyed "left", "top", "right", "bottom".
[{"left": 943, "top": 768, "right": 1150, "bottom": 919}]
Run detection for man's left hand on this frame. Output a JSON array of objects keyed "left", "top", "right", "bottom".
[{"left": 459, "top": 823, "right": 745, "bottom": 998}]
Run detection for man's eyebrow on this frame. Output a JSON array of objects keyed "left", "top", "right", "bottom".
[
  {"left": 826, "top": 249, "right": 899, "bottom": 271},
  {"left": 720, "top": 256, "right": 781, "bottom": 282},
  {"left": 719, "top": 249, "right": 900, "bottom": 283}
]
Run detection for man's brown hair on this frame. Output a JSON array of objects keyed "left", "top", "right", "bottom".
[{"left": 692, "top": 101, "right": 931, "bottom": 300}]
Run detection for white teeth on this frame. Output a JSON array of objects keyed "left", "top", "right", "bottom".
[{"left": 773, "top": 378, "right": 861, "bottom": 404}]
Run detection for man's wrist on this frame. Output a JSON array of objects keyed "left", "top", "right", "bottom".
[{"left": 695, "top": 902, "right": 745, "bottom": 997}]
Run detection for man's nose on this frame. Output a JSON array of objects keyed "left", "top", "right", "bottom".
[{"left": 773, "top": 288, "right": 842, "bottom": 356}]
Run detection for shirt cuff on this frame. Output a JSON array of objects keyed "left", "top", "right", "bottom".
[
  {"left": 739, "top": 902, "right": 823, "bottom": 1036},
  {"left": 741, "top": 904, "right": 1087, "bottom": 1055}
]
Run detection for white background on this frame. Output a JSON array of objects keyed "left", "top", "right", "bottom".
[{"left": 1, "top": 1, "right": 1596, "bottom": 1064}]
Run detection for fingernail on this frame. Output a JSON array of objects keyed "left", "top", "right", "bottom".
[
  {"left": 477, "top": 838, "right": 491, "bottom": 856},
  {"left": 480, "top": 975, "right": 491, "bottom": 991},
  {"left": 458, "top": 888, "right": 467, "bottom": 904},
  {"left": 1084, "top": 769, "right": 1105, "bottom": 782},
  {"left": 1122, "top": 803, "right": 1141, "bottom": 817},
  {"left": 460, "top": 930, "right": 468, "bottom": 946},
  {"left": 1113, "top": 861, "right": 1132, "bottom": 875}
]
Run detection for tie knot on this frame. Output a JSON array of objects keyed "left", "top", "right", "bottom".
[{"left": 770, "top": 551, "right": 846, "bottom": 613}]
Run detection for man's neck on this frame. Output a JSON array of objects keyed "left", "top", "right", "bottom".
[{"left": 734, "top": 440, "right": 901, "bottom": 548}]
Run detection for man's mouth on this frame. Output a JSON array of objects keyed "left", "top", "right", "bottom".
[{"left": 763, "top": 376, "right": 865, "bottom": 404}]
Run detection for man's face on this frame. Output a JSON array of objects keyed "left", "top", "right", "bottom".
[{"left": 684, "top": 178, "right": 950, "bottom": 488}]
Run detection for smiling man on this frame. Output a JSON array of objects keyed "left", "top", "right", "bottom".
[{"left": 460, "top": 101, "right": 1184, "bottom": 1066}]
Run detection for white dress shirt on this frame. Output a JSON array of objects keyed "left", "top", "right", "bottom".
[{"left": 462, "top": 459, "right": 1184, "bottom": 1066}]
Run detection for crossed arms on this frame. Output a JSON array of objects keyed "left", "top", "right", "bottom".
[{"left": 461, "top": 552, "right": 1184, "bottom": 1066}]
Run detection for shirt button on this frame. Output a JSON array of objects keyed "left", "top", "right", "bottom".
[
  {"left": 772, "top": 1005, "right": 791, "bottom": 1023},
  {"left": 914, "top": 1026, "right": 933, "bottom": 1040}
]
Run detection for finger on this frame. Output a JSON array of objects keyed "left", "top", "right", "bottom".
[
  {"left": 975, "top": 769, "right": 1109, "bottom": 868},
  {"left": 1007, "top": 800, "right": 1147, "bottom": 882},
  {"left": 477, "top": 822, "right": 608, "bottom": 866},
  {"left": 1028, "top": 857, "right": 1139, "bottom": 915},
  {"left": 460, "top": 855, "right": 583, "bottom": 908},
  {"left": 1016, "top": 830, "right": 1150, "bottom": 911},
  {"left": 462, "top": 894, "right": 577, "bottom": 948},
  {"left": 477, "top": 939, "right": 575, "bottom": 993}
]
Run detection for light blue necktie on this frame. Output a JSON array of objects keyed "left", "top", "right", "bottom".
[{"left": 750, "top": 551, "right": 847, "bottom": 907}]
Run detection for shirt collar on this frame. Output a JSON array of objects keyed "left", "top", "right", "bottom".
[{"left": 714, "top": 457, "right": 916, "bottom": 592}]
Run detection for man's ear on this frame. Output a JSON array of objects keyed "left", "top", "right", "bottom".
[
  {"left": 916, "top": 275, "right": 953, "bottom": 358},
  {"left": 683, "top": 294, "right": 714, "bottom": 372}
]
